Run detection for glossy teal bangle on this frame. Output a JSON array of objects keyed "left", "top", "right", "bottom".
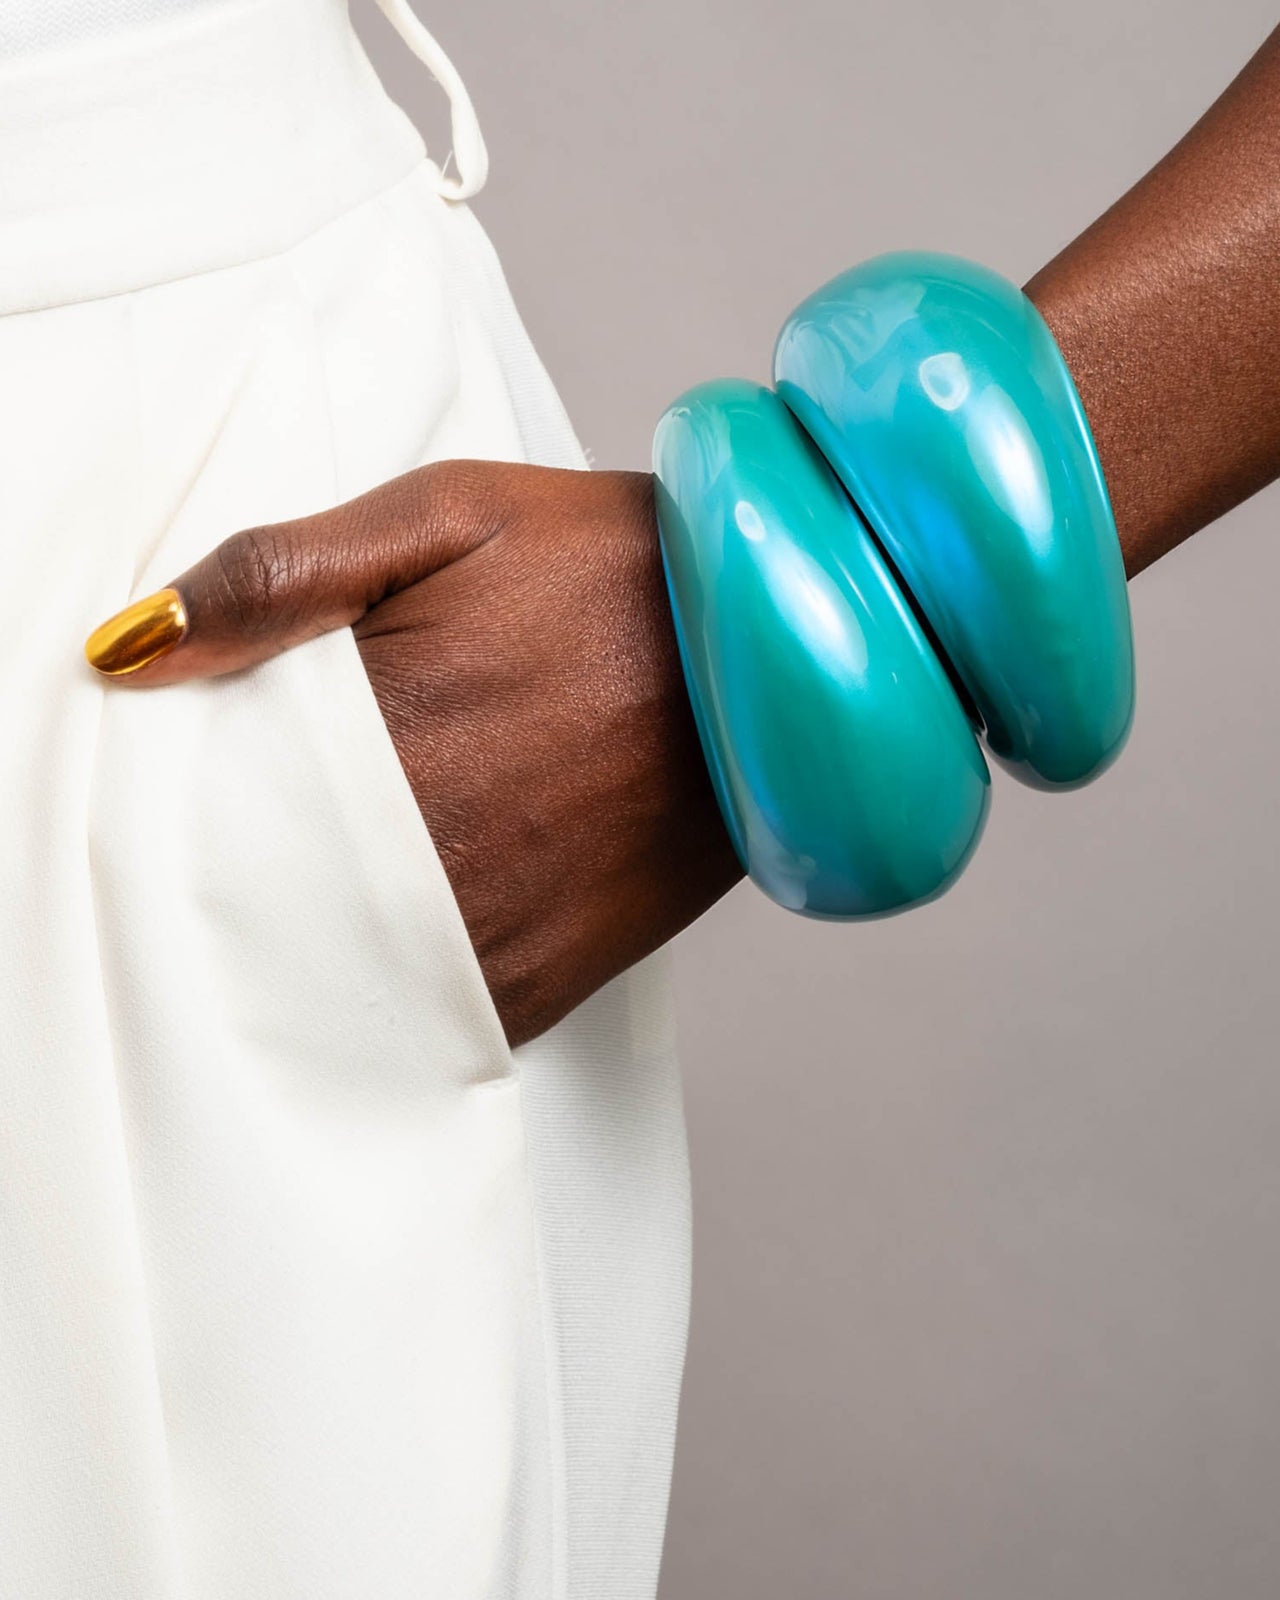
[
  {"left": 774, "top": 251, "right": 1134, "bottom": 789},
  {"left": 652, "top": 379, "right": 990, "bottom": 918}
]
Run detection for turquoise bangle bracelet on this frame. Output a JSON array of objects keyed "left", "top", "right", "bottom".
[
  {"left": 653, "top": 379, "right": 990, "bottom": 918},
  {"left": 774, "top": 251, "right": 1134, "bottom": 789},
  {"left": 652, "top": 252, "right": 1134, "bottom": 918}
]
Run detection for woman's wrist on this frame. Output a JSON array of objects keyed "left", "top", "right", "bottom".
[
  {"left": 650, "top": 25, "right": 1280, "bottom": 920},
  {"left": 1024, "top": 23, "right": 1280, "bottom": 579}
]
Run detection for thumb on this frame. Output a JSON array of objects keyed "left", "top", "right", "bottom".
[{"left": 83, "top": 461, "right": 500, "bottom": 685}]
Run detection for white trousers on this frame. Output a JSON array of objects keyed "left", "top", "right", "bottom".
[{"left": 0, "top": 4, "right": 690, "bottom": 1595}]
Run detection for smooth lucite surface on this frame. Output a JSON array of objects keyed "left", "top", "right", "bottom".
[
  {"left": 775, "top": 251, "right": 1134, "bottom": 789},
  {"left": 653, "top": 379, "right": 990, "bottom": 918}
]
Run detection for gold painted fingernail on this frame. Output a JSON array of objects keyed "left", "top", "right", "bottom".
[{"left": 84, "top": 587, "right": 188, "bottom": 676}]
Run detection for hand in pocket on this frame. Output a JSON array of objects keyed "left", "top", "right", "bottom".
[{"left": 84, "top": 461, "right": 741, "bottom": 1045}]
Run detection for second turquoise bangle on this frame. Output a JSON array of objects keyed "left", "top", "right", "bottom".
[{"left": 774, "top": 251, "right": 1134, "bottom": 789}]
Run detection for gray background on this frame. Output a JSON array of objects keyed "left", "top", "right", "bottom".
[{"left": 357, "top": 3, "right": 1280, "bottom": 1595}]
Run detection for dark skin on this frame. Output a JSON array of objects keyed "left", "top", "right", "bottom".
[
  {"left": 89, "top": 24, "right": 1280, "bottom": 1047},
  {"left": 1027, "top": 21, "right": 1280, "bottom": 576}
]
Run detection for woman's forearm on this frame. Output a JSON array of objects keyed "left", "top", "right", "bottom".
[
  {"left": 1025, "top": 23, "right": 1280, "bottom": 578},
  {"left": 84, "top": 21, "right": 1280, "bottom": 1044}
]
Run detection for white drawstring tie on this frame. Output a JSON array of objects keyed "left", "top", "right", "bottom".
[{"left": 373, "top": 0, "right": 489, "bottom": 200}]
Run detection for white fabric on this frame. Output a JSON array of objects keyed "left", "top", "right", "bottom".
[
  {"left": 0, "top": 3, "right": 691, "bottom": 1597},
  {"left": 0, "top": 0, "right": 487, "bottom": 205},
  {"left": 0, "top": 0, "right": 232, "bottom": 53},
  {"left": 373, "top": 0, "right": 489, "bottom": 198}
]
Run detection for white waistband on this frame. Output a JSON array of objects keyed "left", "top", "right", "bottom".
[{"left": 0, "top": 0, "right": 481, "bottom": 316}]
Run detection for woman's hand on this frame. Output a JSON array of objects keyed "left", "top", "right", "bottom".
[
  {"left": 84, "top": 16, "right": 1280, "bottom": 1048},
  {"left": 84, "top": 461, "right": 743, "bottom": 1046}
]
